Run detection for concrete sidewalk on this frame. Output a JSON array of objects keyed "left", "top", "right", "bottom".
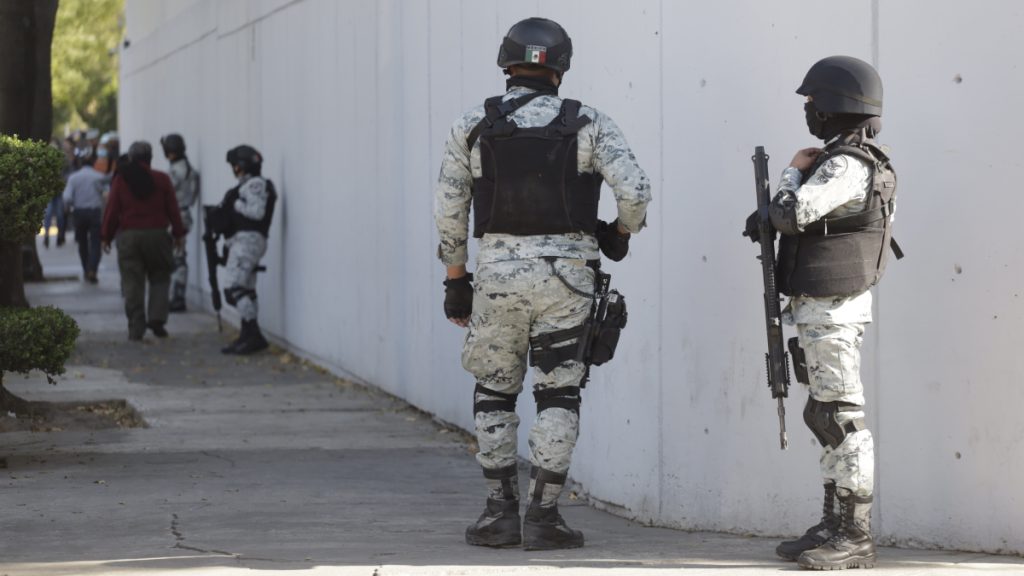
[{"left": 0, "top": 240, "right": 1020, "bottom": 575}]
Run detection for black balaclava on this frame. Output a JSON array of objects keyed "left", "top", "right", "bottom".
[
  {"left": 506, "top": 75, "right": 559, "bottom": 95},
  {"left": 805, "top": 101, "right": 882, "bottom": 142}
]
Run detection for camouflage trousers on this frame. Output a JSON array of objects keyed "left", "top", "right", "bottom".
[
  {"left": 170, "top": 245, "right": 188, "bottom": 303},
  {"left": 797, "top": 322, "right": 874, "bottom": 497},
  {"left": 463, "top": 258, "right": 594, "bottom": 505},
  {"left": 170, "top": 212, "right": 192, "bottom": 303},
  {"left": 225, "top": 231, "right": 267, "bottom": 321}
]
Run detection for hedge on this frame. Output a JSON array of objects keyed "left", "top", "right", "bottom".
[
  {"left": 0, "top": 134, "right": 66, "bottom": 242},
  {"left": 0, "top": 305, "right": 80, "bottom": 383}
]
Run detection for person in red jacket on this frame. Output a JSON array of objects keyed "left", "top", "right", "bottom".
[{"left": 101, "top": 141, "right": 186, "bottom": 341}]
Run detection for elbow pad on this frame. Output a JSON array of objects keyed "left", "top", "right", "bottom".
[{"left": 768, "top": 194, "right": 801, "bottom": 236}]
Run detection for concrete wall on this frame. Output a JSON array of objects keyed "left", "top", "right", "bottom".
[{"left": 119, "top": 0, "right": 1024, "bottom": 554}]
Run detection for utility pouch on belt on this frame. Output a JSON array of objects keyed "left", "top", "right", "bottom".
[
  {"left": 788, "top": 337, "right": 810, "bottom": 386},
  {"left": 528, "top": 264, "right": 627, "bottom": 381},
  {"left": 589, "top": 289, "right": 627, "bottom": 366}
]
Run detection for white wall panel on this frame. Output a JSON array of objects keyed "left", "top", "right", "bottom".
[{"left": 120, "top": 0, "right": 1024, "bottom": 553}]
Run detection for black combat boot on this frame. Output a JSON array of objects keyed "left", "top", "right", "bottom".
[
  {"left": 523, "top": 503, "right": 584, "bottom": 551},
  {"left": 220, "top": 322, "right": 249, "bottom": 354},
  {"left": 521, "top": 465, "right": 583, "bottom": 550},
  {"left": 777, "top": 482, "right": 839, "bottom": 561},
  {"left": 227, "top": 319, "right": 269, "bottom": 355},
  {"left": 798, "top": 490, "right": 876, "bottom": 570},
  {"left": 147, "top": 321, "right": 169, "bottom": 338},
  {"left": 465, "top": 498, "right": 521, "bottom": 548}
]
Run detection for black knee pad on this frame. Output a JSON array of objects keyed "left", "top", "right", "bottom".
[
  {"left": 803, "top": 397, "right": 866, "bottom": 449},
  {"left": 223, "top": 287, "right": 256, "bottom": 307}
]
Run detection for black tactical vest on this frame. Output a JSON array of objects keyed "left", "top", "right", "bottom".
[
  {"left": 467, "top": 92, "right": 602, "bottom": 238},
  {"left": 777, "top": 137, "right": 898, "bottom": 297},
  {"left": 231, "top": 178, "right": 278, "bottom": 237}
]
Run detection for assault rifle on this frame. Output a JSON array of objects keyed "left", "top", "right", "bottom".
[
  {"left": 747, "top": 146, "right": 790, "bottom": 450},
  {"left": 202, "top": 205, "right": 226, "bottom": 332}
]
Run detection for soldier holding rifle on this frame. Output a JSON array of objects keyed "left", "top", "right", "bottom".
[{"left": 745, "top": 56, "right": 901, "bottom": 571}]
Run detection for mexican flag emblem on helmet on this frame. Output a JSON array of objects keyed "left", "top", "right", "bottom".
[{"left": 525, "top": 45, "right": 547, "bottom": 64}]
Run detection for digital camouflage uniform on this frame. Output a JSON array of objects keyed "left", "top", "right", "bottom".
[
  {"left": 435, "top": 85, "right": 651, "bottom": 507},
  {"left": 168, "top": 158, "right": 199, "bottom": 304},
  {"left": 776, "top": 153, "right": 876, "bottom": 498},
  {"left": 225, "top": 175, "right": 270, "bottom": 322}
]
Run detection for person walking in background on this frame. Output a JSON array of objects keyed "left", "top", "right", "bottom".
[
  {"left": 63, "top": 148, "right": 107, "bottom": 282},
  {"left": 101, "top": 141, "right": 186, "bottom": 341},
  {"left": 42, "top": 138, "right": 72, "bottom": 249},
  {"left": 93, "top": 132, "right": 120, "bottom": 175},
  {"left": 161, "top": 133, "right": 200, "bottom": 312}
]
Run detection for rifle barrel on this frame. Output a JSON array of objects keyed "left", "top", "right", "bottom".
[{"left": 752, "top": 146, "right": 791, "bottom": 450}]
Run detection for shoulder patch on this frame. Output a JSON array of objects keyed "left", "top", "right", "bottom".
[{"left": 815, "top": 155, "right": 848, "bottom": 184}]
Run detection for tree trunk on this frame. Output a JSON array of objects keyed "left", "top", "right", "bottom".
[
  {"left": 0, "top": 240, "right": 27, "bottom": 308},
  {"left": 0, "top": 0, "right": 59, "bottom": 294},
  {"left": 0, "top": 374, "right": 33, "bottom": 417}
]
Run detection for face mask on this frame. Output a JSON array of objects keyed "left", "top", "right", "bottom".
[{"left": 804, "top": 101, "right": 828, "bottom": 139}]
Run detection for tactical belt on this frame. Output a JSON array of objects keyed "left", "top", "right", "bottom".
[{"left": 803, "top": 199, "right": 894, "bottom": 234}]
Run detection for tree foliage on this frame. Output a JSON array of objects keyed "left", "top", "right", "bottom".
[
  {"left": 0, "top": 306, "right": 79, "bottom": 383},
  {"left": 0, "top": 135, "right": 65, "bottom": 243},
  {"left": 51, "top": 0, "right": 125, "bottom": 135}
]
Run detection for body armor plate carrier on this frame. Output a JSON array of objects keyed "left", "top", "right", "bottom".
[
  {"left": 231, "top": 179, "right": 278, "bottom": 238},
  {"left": 468, "top": 92, "right": 602, "bottom": 237},
  {"left": 777, "top": 137, "right": 899, "bottom": 297}
]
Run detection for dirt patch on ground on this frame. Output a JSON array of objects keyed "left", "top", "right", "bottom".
[{"left": 0, "top": 399, "right": 146, "bottom": 433}]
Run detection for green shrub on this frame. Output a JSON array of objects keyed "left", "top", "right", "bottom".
[
  {"left": 0, "top": 134, "right": 66, "bottom": 242},
  {"left": 0, "top": 306, "right": 80, "bottom": 383}
]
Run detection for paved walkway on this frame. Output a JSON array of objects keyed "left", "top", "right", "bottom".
[{"left": 0, "top": 239, "right": 1020, "bottom": 575}]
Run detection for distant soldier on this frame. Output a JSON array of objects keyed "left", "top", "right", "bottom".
[
  {"left": 160, "top": 134, "right": 200, "bottom": 312},
  {"left": 435, "top": 18, "right": 651, "bottom": 550},
  {"left": 207, "top": 145, "right": 277, "bottom": 354}
]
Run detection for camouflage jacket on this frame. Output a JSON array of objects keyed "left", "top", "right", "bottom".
[
  {"left": 168, "top": 158, "right": 200, "bottom": 231},
  {"left": 434, "top": 85, "right": 652, "bottom": 266},
  {"left": 773, "top": 151, "right": 874, "bottom": 325}
]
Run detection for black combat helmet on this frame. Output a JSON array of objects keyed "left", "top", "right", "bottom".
[
  {"left": 497, "top": 17, "right": 572, "bottom": 74},
  {"left": 226, "top": 144, "right": 262, "bottom": 176},
  {"left": 796, "top": 56, "right": 883, "bottom": 117},
  {"left": 160, "top": 133, "right": 186, "bottom": 156}
]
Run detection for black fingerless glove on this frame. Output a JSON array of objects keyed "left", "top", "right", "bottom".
[
  {"left": 743, "top": 210, "right": 761, "bottom": 243},
  {"left": 742, "top": 210, "right": 776, "bottom": 243},
  {"left": 596, "top": 219, "right": 630, "bottom": 262},
  {"left": 443, "top": 273, "right": 474, "bottom": 319}
]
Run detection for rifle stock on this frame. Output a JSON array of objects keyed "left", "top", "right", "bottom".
[{"left": 751, "top": 146, "right": 791, "bottom": 450}]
